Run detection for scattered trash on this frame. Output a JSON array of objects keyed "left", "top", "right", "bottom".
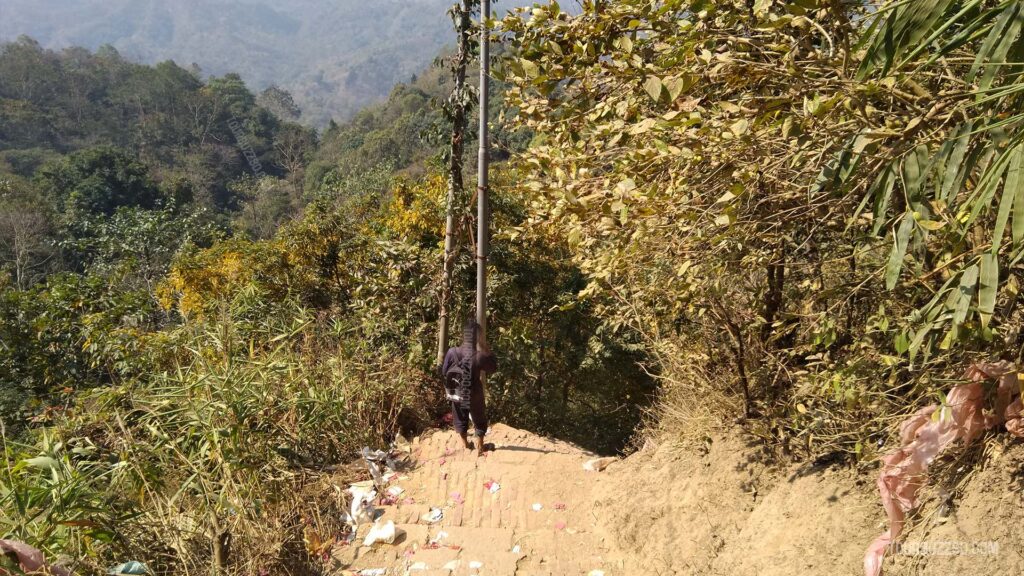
[
  {"left": 108, "top": 561, "right": 150, "bottom": 575},
  {"left": 442, "top": 560, "right": 460, "bottom": 570},
  {"left": 403, "top": 497, "right": 416, "bottom": 505},
  {"left": 511, "top": 545, "right": 521, "bottom": 554},
  {"left": 554, "top": 521, "right": 567, "bottom": 531},
  {"left": 588, "top": 571, "right": 606, "bottom": 576},
  {"left": 361, "top": 446, "right": 398, "bottom": 489},
  {"left": 583, "top": 457, "right": 617, "bottom": 472},
  {"left": 421, "top": 507, "right": 444, "bottom": 524},
  {"left": 469, "top": 560, "right": 483, "bottom": 569},
  {"left": 864, "top": 361, "right": 1024, "bottom": 576},
  {"left": 408, "top": 561, "right": 430, "bottom": 571},
  {"left": 451, "top": 492, "right": 465, "bottom": 505},
  {"left": 362, "top": 519, "right": 397, "bottom": 546},
  {"left": 387, "top": 486, "right": 404, "bottom": 497},
  {"left": 531, "top": 503, "right": 543, "bottom": 512},
  {"left": 356, "top": 570, "right": 386, "bottom": 576},
  {"left": 345, "top": 486, "right": 377, "bottom": 529},
  {"left": 426, "top": 530, "right": 450, "bottom": 549},
  {"left": 382, "top": 471, "right": 398, "bottom": 484},
  {"left": 554, "top": 502, "right": 567, "bottom": 510},
  {"left": 439, "top": 458, "right": 447, "bottom": 466},
  {"left": 484, "top": 480, "right": 500, "bottom": 493}
]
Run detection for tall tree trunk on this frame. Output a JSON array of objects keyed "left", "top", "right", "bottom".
[{"left": 436, "top": 0, "right": 474, "bottom": 367}]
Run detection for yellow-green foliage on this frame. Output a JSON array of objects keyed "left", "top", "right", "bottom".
[
  {"left": 157, "top": 239, "right": 295, "bottom": 318},
  {"left": 501, "top": 0, "right": 1024, "bottom": 456},
  {"left": 381, "top": 176, "right": 446, "bottom": 243}
]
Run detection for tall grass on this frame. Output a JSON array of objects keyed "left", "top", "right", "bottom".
[{"left": 1, "top": 296, "right": 429, "bottom": 574}]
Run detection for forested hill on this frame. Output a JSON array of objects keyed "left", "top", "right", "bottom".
[{"left": 0, "top": 0, "right": 537, "bottom": 125}]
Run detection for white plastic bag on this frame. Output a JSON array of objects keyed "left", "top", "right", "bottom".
[
  {"left": 345, "top": 485, "right": 377, "bottom": 528},
  {"left": 362, "top": 519, "right": 397, "bottom": 546}
]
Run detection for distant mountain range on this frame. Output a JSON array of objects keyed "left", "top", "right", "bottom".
[{"left": 0, "top": 0, "right": 544, "bottom": 126}]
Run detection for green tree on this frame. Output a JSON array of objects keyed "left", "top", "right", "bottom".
[{"left": 37, "top": 146, "right": 162, "bottom": 216}]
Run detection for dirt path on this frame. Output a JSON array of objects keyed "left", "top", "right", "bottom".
[{"left": 332, "top": 423, "right": 615, "bottom": 576}]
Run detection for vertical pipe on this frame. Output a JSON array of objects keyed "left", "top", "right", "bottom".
[{"left": 476, "top": 0, "right": 490, "bottom": 338}]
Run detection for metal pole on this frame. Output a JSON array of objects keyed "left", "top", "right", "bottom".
[
  {"left": 437, "top": 0, "right": 472, "bottom": 368},
  {"left": 476, "top": 0, "right": 490, "bottom": 338}
]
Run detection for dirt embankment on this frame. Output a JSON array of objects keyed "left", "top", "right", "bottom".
[
  {"left": 591, "top": 430, "right": 1024, "bottom": 575},
  {"left": 329, "top": 424, "right": 1022, "bottom": 575}
]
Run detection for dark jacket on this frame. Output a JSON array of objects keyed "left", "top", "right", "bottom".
[{"left": 440, "top": 346, "right": 497, "bottom": 392}]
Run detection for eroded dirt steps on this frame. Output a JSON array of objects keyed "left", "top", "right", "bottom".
[{"left": 332, "top": 424, "right": 616, "bottom": 576}]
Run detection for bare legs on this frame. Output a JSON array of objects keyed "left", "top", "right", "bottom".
[{"left": 457, "top": 431, "right": 486, "bottom": 455}]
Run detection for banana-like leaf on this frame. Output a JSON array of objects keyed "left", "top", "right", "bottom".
[
  {"left": 886, "top": 211, "right": 915, "bottom": 290},
  {"left": 979, "top": 251, "right": 999, "bottom": 327}
]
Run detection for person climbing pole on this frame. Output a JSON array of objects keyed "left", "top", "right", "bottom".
[{"left": 440, "top": 316, "right": 497, "bottom": 456}]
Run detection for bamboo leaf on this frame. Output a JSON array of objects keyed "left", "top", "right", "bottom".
[
  {"left": 902, "top": 0, "right": 984, "bottom": 67},
  {"left": 938, "top": 122, "right": 974, "bottom": 203},
  {"left": 859, "top": 0, "right": 958, "bottom": 78},
  {"left": 969, "top": 3, "right": 1024, "bottom": 91},
  {"left": 964, "top": 144, "right": 1014, "bottom": 229},
  {"left": 993, "top": 146, "right": 1023, "bottom": 254},
  {"left": 909, "top": 325, "right": 932, "bottom": 362},
  {"left": 858, "top": 9, "right": 897, "bottom": 79},
  {"left": 925, "top": 4, "right": 1001, "bottom": 66},
  {"left": 952, "top": 264, "right": 979, "bottom": 326},
  {"left": 871, "top": 162, "right": 898, "bottom": 236},
  {"left": 903, "top": 145, "right": 930, "bottom": 202},
  {"left": 1014, "top": 148, "right": 1024, "bottom": 246},
  {"left": 979, "top": 252, "right": 999, "bottom": 327},
  {"left": 23, "top": 456, "right": 59, "bottom": 470},
  {"left": 886, "top": 212, "right": 915, "bottom": 290}
]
